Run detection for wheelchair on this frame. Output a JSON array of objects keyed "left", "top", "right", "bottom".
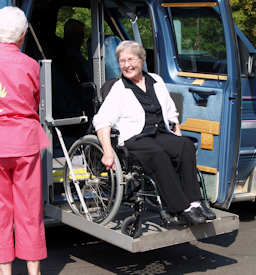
[{"left": 62, "top": 81, "right": 209, "bottom": 238}]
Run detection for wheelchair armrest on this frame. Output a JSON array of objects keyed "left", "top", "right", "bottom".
[
  {"left": 110, "top": 128, "right": 120, "bottom": 151},
  {"left": 111, "top": 128, "right": 120, "bottom": 136},
  {"left": 116, "top": 145, "right": 129, "bottom": 158}
]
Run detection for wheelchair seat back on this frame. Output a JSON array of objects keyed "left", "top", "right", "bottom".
[
  {"left": 169, "top": 92, "right": 183, "bottom": 124},
  {"left": 100, "top": 78, "right": 119, "bottom": 101}
]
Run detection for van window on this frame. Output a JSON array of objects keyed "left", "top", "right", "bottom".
[
  {"left": 56, "top": 6, "right": 91, "bottom": 60},
  {"left": 56, "top": 6, "right": 114, "bottom": 60},
  {"left": 167, "top": 6, "right": 227, "bottom": 74},
  {"left": 105, "top": 1, "right": 155, "bottom": 72},
  {"left": 116, "top": 5, "right": 154, "bottom": 50}
]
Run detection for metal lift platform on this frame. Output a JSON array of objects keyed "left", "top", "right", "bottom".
[{"left": 45, "top": 203, "right": 238, "bottom": 253}]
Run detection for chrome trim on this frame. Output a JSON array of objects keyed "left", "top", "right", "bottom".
[
  {"left": 241, "top": 121, "right": 256, "bottom": 129},
  {"left": 239, "top": 150, "right": 256, "bottom": 155}
]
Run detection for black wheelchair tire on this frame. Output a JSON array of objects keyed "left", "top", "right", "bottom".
[{"left": 121, "top": 216, "right": 142, "bottom": 239}]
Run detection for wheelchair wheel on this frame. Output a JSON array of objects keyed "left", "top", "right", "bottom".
[
  {"left": 121, "top": 216, "right": 142, "bottom": 239},
  {"left": 63, "top": 135, "right": 123, "bottom": 226}
]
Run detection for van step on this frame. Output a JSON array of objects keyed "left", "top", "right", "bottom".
[{"left": 232, "top": 192, "right": 255, "bottom": 203}]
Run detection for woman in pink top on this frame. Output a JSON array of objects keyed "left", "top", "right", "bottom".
[{"left": 0, "top": 6, "right": 50, "bottom": 275}]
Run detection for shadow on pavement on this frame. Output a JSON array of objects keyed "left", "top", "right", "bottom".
[
  {"left": 13, "top": 224, "right": 238, "bottom": 275},
  {"left": 13, "top": 201, "right": 256, "bottom": 274}
]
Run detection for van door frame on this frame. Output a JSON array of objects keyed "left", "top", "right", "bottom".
[
  {"left": 91, "top": 0, "right": 105, "bottom": 102},
  {"left": 216, "top": 0, "right": 241, "bottom": 208}
]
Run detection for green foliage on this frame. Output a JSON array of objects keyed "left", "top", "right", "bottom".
[
  {"left": 230, "top": 0, "right": 256, "bottom": 48},
  {"left": 55, "top": 1, "right": 256, "bottom": 59},
  {"left": 56, "top": 6, "right": 92, "bottom": 58},
  {"left": 56, "top": 6, "right": 114, "bottom": 58},
  {"left": 119, "top": 17, "right": 154, "bottom": 49},
  {"left": 171, "top": 7, "right": 226, "bottom": 59},
  {"left": 138, "top": 18, "right": 154, "bottom": 49}
]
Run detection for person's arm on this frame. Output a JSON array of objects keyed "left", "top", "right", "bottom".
[
  {"left": 31, "top": 61, "right": 41, "bottom": 111},
  {"left": 173, "top": 123, "right": 182, "bottom": 136},
  {"left": 97, "top": 126, "right": 115, "bottom": 170}
]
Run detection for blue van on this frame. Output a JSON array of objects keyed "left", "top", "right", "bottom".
[
  {"left": 1, "top": 0, "right": 256, "bottom": 208},
  {"left": 1, "top": 0, "right": 254, "bottom": 248}
]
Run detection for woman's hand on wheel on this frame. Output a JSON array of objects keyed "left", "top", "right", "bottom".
[
  {"left": 102, "top": 152, "right": 115, "bottom": 171},
  {"left": 97, "top": 126, "right": 116, "bottom": 170}
]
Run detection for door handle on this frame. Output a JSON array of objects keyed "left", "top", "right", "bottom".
[
  {"left": 189, "top": 88, "right": 217, "bottom": 96},
  {"left": 189, "top": 88, "right": 217, "bottom": 107}
]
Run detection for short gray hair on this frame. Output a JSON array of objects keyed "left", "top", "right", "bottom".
[
  {"left": 116, "top": 40, "right": 146, "bottom": 62},
  {"left": 0, "top": 6, "right": 28, "bottom": 44}
]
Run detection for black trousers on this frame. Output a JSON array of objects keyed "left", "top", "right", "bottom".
[{"left": 125, "top": 132, "right": 202, "bottom": 214}]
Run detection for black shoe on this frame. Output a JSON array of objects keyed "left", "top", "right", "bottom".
[
  {"left": 197, "top": 203, "right": 216, "bottom": 220},
  {"left": 178, "top": 208, "right": 206, "bottom": 224}
]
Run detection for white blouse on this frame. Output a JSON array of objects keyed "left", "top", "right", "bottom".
[{"left": 93, "top": 73, "right": 179, "bottom": 145}]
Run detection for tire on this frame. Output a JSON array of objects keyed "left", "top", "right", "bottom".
[
  {"left": 63, "top": 135, "right": 123, "bottom": 226},
  {"left": 121, "top": 216, "right": 142, "bottom": 239}
]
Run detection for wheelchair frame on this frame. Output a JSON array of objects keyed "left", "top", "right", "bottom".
[
  {"left": 60, "top": 123, "right": 209, "bottom": 238},
  {"left": 57, "top": 78, "right": 210, "bottom": 237}
]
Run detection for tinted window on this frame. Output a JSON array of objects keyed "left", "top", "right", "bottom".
[{"left": 168, "top": 6, "right": 227, "bottom": 74}]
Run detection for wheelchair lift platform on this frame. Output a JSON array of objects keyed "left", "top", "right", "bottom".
[
  {"left": 46, "top": 157, "right": 239, "bottom": 253},
  {"left": 45, "top": 203, "right": 239, "bottom": 253}
]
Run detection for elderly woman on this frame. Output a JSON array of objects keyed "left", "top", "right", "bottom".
[
  {"left": 0, "top": 7, "right": 50, "bottom": 275},
  {"left": 93, "top": 40, "right": 216, "bottom": 225}
]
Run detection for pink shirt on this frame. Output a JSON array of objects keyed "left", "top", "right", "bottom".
[{"left": 0, "top": 43, "right": 50, "bottom": 157}]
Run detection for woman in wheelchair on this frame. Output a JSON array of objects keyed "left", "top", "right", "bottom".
[{"left": 93, "top": 40, "right": 216, "bottom": 225}]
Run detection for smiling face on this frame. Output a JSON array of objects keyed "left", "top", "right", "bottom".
[{"left": 118, "top": 49, "right": 144, "bottom": 82}]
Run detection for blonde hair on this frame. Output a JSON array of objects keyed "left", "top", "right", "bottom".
[{"left": 0, "top": 6, "right": 28, "bottom": 44}]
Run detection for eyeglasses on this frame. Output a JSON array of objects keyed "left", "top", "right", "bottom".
[{"left": 119, "top": 57, "right": 140, "bottom": 65}]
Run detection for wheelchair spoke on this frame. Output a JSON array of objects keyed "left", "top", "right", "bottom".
[{"left": 63, "top": 136, "right": 123, "bottom": 225}]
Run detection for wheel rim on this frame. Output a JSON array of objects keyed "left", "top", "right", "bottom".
[
  {"left": 64, "top": 141, "right": 115, "bottom": 222},
  {"left": 122, "top": 216, "right": 142, "bottom": 238},
  {"left": 126, "top": 222, "right": 139, "bottom": 237}
]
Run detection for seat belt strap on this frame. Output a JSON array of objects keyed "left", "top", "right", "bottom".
[
  {"left": 113, "top": 1, "right": 148, "bottom": 72},
  {"left": 28, "top": 23, "right": 46, "bottom": 60}
]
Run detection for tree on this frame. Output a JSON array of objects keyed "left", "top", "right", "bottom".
[{"left": 230, "top": 0, "right": 256, "bottom": 47}]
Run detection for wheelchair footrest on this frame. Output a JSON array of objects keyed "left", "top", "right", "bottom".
[
  {"left": 160, "top": 210, "right": 188, "bottom": 228},
  {"left": 123, "top": 202, "right": 135, "bottom": 208},
  {"left": 123, "top": 196, "right": 137, "bottom": 202},
  {"left": 160, "top": 210, "right": 168, "bottom": 220}
]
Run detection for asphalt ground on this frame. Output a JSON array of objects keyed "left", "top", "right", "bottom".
[{"left": 12, "top": 201, "right": 256, "bottom": 275}]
